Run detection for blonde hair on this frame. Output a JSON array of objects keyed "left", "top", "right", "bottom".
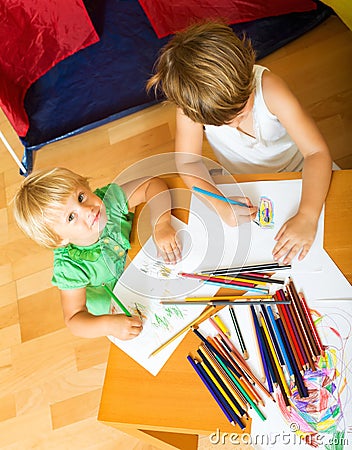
[
  {"left": 13, "top": 167, "right": 91, "bottom": 249},
  {"left": 147, "top": 21, "right": 256, "bottom": 126}
]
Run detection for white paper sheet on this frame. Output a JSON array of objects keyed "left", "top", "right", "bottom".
[
  {"left": 187, "top": 180, "right": 325, "bottom": 273},
  {"left": 108, "top": 216, "right": 218, "bottom": 376}
]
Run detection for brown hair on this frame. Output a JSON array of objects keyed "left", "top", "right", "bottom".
[
  {"left": 147, "top": 21, "right": 256, "bottom": 126},
  {"left": 12, "top": 167, "right": 91, "bottom": 248}
]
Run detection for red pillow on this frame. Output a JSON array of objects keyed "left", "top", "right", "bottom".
[
  {"left": 0, "top": 0, "right": 99, "bottom": 136},
  {"left": 138, "top": 0, "right": 317, "bottom": 38}
]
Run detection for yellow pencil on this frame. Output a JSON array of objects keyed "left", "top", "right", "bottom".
[
  {"left": 148, "top": 305, "right": 217, "bottom": 358},
  {"left": 213, "top": 314, "right": 230, "bottom": 337},
  {"left": 216, "top": 275, "right": 269, "bottom": 286}
]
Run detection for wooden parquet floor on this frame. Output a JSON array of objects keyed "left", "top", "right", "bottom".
[{"left": 0, "top": 15, "right": 351, "bottom": 450}]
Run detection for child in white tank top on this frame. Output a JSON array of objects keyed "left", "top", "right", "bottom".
[{"left": 147, "top": 22, "right": 332, "bottom": 265}]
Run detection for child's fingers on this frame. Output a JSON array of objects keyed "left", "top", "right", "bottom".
[{"left": 235, "top": 205, "right": 258, "bottom": 224}]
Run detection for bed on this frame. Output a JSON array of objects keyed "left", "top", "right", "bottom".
[{"left": 0, "top": 0, "right": 332, "bottom": 174}]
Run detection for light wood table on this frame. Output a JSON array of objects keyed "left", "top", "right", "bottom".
[{"left": 98, "top": 171, "right": 352, "bottom": 450}]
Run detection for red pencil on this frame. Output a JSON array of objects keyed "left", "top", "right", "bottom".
[
  {"left": 298, "top": 292, "right": 325, "bottom": 356},
  {"left": 179, "top": 272, "right": 256, "bottom": 288},
  {"left": 276, "top": 291, "right": 306, "bottom": 369},
  {"left": 287, "top": 279, "right": 320, "bottom": 357},
  {"left": 286, "top": 284, "right": 316, "bottom": 370}
]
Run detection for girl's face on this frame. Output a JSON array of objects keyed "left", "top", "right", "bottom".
[
  {"left": 226, "top": 91, "right": 254, "bottom": 128},
  {"left": 54, "top": 185, "right": 108, "bottom": 247}
]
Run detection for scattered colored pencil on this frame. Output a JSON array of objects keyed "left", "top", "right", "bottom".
[
  {"left": 187, "top": 355, "right": 238, "bottom": 426},
  {"left": 160, "top": 299, "right": 290, "bottom": 306},
  {"left": 229, "top": 307, "right": 248, "bottom": 359},
  {"left": 200, "top": 262, "right": 291, "bottom": 275}
]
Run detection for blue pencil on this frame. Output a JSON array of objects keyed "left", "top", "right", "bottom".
[
  {"left": 267, "top": 306, "right": 294, "bottom": 377},
  {"left": 261, "top": 305, "right": 285, "bottom": 366},
  {"left": 192, "top": 185, "right": 249, "bottom": 207},
  {"left": 187, "top": 355, "right": 238, "bottom": 426}
]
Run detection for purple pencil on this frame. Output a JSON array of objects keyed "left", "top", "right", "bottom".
[{"left": 250, "top": 305, "right": 274, "bottom": 393}]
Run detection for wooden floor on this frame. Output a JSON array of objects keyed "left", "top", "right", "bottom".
[{"left": 0, "top": 16, "right": 351, "bottom": 450}]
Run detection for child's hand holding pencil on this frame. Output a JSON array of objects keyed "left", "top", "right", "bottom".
[{"left": 192, "top": 186, "right": 258, "bottom": 227}]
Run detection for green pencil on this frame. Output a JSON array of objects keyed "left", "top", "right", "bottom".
[{"left": 102, "top": 283, "right": 132, "bottom": 317}]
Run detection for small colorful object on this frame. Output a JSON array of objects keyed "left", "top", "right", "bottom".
[{"left": 256, "top": 196, "right": 274, "bottom": 228}]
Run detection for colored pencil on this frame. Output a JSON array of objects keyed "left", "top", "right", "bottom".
[
  {"left": 258, "top": 322, "right": 278, "bottom": 385},
  {"left": 288, "top": 280, "right": 321, "bottom": 357},
  {"left": 259, "top": 315, "right": 291, "bottom": 398},
  {"left": 275, "top": 317, "right": 309, "bottom": 398},
  {"left": 192, "top": 328, "right": 242, "bottom": 379},
  {"left": 276, "top": 298, "right": 304, "bottom": 374},
  {"left": 196, "top": 331, "right": 258, "bottom": 405},
  {"left": 259, "top": 319, "right": 290, "bottom": 408},
  {"left": 204, "top": 280, "right": 270, "bottom": 294},
  {"left": 260, "top": 314, "right": 291, "bottom": 399},
  {"left": 298, "top": 292, "right": 325, "bottom": 356},
  {"left": 185, "top": 295, "right": 273, "bottom": 301},
  {"left": 203, "top": 273, "right": 285, "bottom": 285},
  {"left": 197, "top": 348, "right": 246, "bottom": 420},
  {"left": 212, "top": 335, "right": 263, "bottom": 407},
  {"left": 208, "top": 318, "right": 272, "bottom": 402},
  {"left": 192, "top": 328, "right": 266, "bottom": 421},
  {"left": 200, "top": 262, "right": 291, "bottom": 275},
  {"left": 250, "top": 306, "right": 273, "bottom": 392},
  {"left": 199, "top": 344, "right": 248, "bottom": 413},
  {"left": 229, "top": 307, "right": 248, "bottom": 359},
  {"left": 285, "top": 291, "right": 315, "bottom": 370},
  {"left": 260, "top": 304, "right": 285, "bottom": 366},
  {"left": 214, "top": 315, "right": 231, "bottom": 337},
  {"left": 179, "top": 272, "right": 270, "bottom": 293},
  {"left": 148, "top": 305, "right": 217, "bottom": 358},
  {"left": 215, "top": 275, "right": 270, "bottom": 286},
  {"left": 192, "top": 185, "right": 249, "bottom": 207},
  {"left": 160, "top": 299, "right": 290, "bottom": 306},
  {"left": 102, "top": 283, "right": 131, "bottom": 317},
  {"left": 266, "top": 306, "right": 294, "bottom": 377},
  {"left": 187, "top": 355, "right": 236, "bottom": 426}
]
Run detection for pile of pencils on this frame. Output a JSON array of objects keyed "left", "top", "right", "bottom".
[
  {"left": 188, "top": 318, "right": 270, "bottom": 428},
  {"left": 187, "top": 277, "right": 325, "bottom": 426},
  {"left": 251, "top": 278, "right": 324, "bottom": 407},
  {"left": 179, "top": 262, "right": 289, "bottom": 296}
]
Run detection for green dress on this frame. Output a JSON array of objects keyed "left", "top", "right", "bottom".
[{"left": 52, "top": 184, "right": 134, "bottom": 315}]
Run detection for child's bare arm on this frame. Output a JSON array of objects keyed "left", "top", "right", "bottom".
[
  {"left": 60, "top": 288, "right": 142, "bottom": 339},
  {"left": 263, "top": 71, "right": 332, "bottom": 263},
  {"left": 175, "top": 108, "right": 257, "bottom": 226},
  {"left": 121, "top": 177, "right": 182, "bottom": 263}
]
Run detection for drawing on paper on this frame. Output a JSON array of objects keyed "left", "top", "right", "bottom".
[
  {"left": 139, "top": 259, "right": 178, "bottom": 279},
  {"left": 256, "top": 196, "right": 274, "bottom": 228},
  {"left": 111, "top": 297, "right": 190, "bottom": 343},
  {"left": 276, "top": 305, "right": 352, "bottom": 449}
]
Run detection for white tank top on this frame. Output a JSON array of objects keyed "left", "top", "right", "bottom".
[{"left": 204, "top": 65, "right": 303, "bottom": 173}]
